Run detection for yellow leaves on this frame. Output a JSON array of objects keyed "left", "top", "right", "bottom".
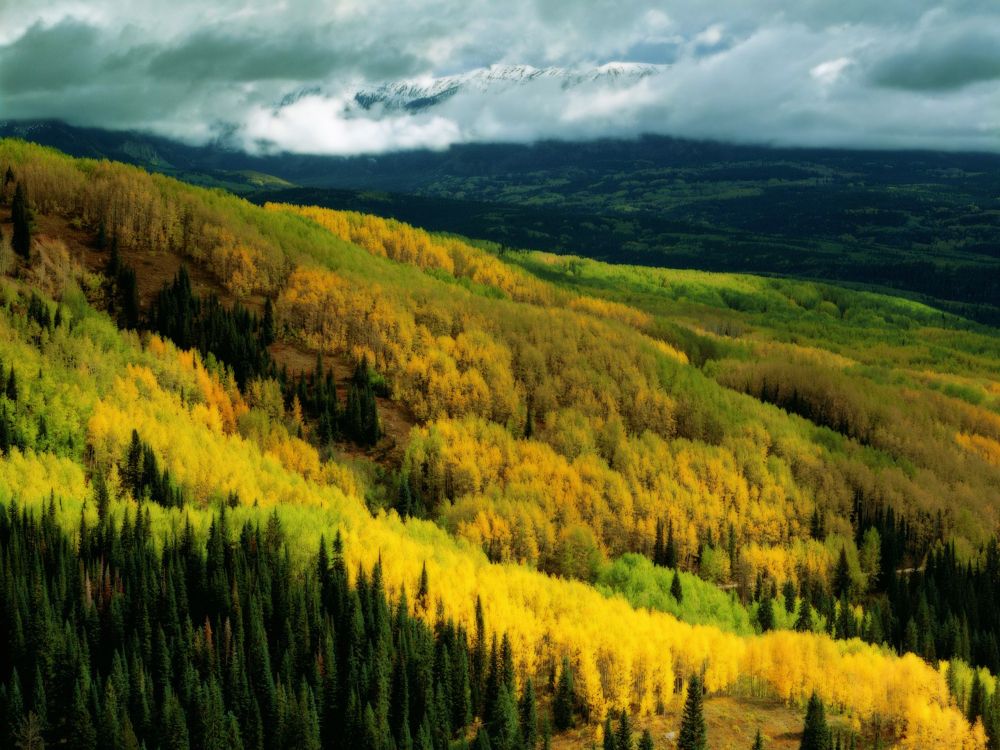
[
  {"left": 898, "top": 694, "right": 985, "bottom": 749},
  {"left": 956, "top": 432, "right": 1000, "bottom": 467},
  {"left": 568, "top": 295, "right": 656, "bottom": 335},
  {"left": 268, "top": 203, "right": 555, "bottom": 305},
  {"left": 212, "top": 243, "right": 260, "bottom": 298}
]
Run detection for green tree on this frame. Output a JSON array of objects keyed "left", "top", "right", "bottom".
[
  {"left": 261, "top": 297, "right": 276, "bottom": 345},
  {"left": 638, "top": 728, "right": 654, "bottom": 750},
  {"left": 489, "top": 683, "right": 520, "bottom": 750},
  {"left": 603, "top": 714, "right": 616, "bottom": 750},
  {"left": 799, "top": 693, "right": 830, "bottom": 750},
  {"left": 520, "top": 678, "right": 537, "bottom": 750},
  {"left": 782, "top": 579, "right": 797, "bottom": 615},
  {"left": 757, "top": 595, "right": 775, "bottom": 633},
  {"left": 615, "top": 710, "right": 633, "bottom": 750},
  {"left": 832, "top": 547, "right": 851, "bottom": 600},
  {"left": 670, "top": 570, "right": 683, "bottom": 604},
  {"left": 795, "top": 600, "right": 813, "bottom": 632},
  {"left": 13, "top": 712, "right": 44, "bottom": 750},
  {"left": 68, "top": 682, "right": 97, "bottom": 750},
  {"left": 752, "top": 728, "right": 765, "bottom": 750},
  {"left": 677, "top": 675, "right": 706, "bottom": 750},
  {"left": 11, "top": 182, "right": 31, "bottom": 260},
  {"left": 553, "top": 657, "right": 575, "bottom": 731}
]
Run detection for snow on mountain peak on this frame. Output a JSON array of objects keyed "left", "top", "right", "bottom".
[{"left": 352, "top": 62, "right": 664, "bottom": 112}]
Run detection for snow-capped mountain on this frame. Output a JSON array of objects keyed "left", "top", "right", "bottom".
[{"left": 352, "top": 63, "right": 665, "bottom": 112}]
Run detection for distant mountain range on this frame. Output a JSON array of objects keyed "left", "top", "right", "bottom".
[
  {"left": 350, "top": 62, "right": 663, "bottom": 112},
  {"left": 2, "top": 118, "right": 998, "bottom": 322}
]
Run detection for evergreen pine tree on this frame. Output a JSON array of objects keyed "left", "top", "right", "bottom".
[
  {"left": 752, "top": 728, "right": 765, "bottom": 750},
  {"left": 68, "top": 681, "right": 97, "bottom": 750},
  {"left": 615, "top": 710, "right": 634, "bottom": 750},
  {"left": 553, "top": 657, "right": 575, "bottom": 731},
  {"left": 757, "top": 594, "right": 775, "bottom": 633},
  {"left": 261, "top": 297, "right": 276, "bottom": 345},
  {"left": 795, "top": 600, "right": 813, "bottom": 632},
  {"left": 678, "top": 675, "right": 706, "bottom": 750},
  {"left": 670, "top": 570, "right": 684, "bottom": 604},
  {"left": 665, "top": 522, "right": 678, "bottom": 569},
  {"left": 603, "top": 714, "right": 616, "bottom": 750},
  {"left": 11, "top": 182, "right": 31, "bottom": 260},
  {"left": 653, "top": 520, "right": 664, "bottom": 566},
  {"left": 799, "top": 693, "right": 831, "bottom": 750},
  {"left": 520, "top": 678, "right": 537, "bottom": 750},
  {"left": 969, "top": 671, "right": 986, "bottom": 725},
  {"left": 638, "top": 728, "right": 654, "bottom": 750},
  {"left": 782, "top": 579, "right": 798, "bottom": 615},
  {"left": 833, "top": 547, "right": 851, "bottom": 599},
  {"left": 489, "top": 683, "right": 520, "bottom": 750}
]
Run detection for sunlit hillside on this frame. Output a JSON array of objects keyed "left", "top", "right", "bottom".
[{"left": 0, "top": 140, "right": 998, "bottom": 749}]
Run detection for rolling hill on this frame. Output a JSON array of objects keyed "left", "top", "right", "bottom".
[{"left": 0, "top": 139, "right": 998, "bottom": 748}]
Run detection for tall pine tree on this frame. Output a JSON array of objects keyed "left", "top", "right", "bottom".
[
  {"left": 677, "top": 675, "right": 706, "bottom": 750},
  {"left": 11, "top": 182, "right": 31, "bottom": 260},
  {"left": 799, "top": 693, "right": 831, "bottom": 750}
]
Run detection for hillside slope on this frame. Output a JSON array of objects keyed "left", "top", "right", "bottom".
[{"left": 0, "top": 139, "right": 997, "bottom": 747}]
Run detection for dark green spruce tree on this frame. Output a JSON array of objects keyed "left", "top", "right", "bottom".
[
  {"left": 11, "top": 181, "right": 32, "bottom": 260},
  {"left": 799, "top": 693, "right": 831, "bottom": 750},
  {"left": 677, "top": 674, "right": 706, "bottom": 750},
  {"left": 553, "top": 657, "right": 575, "bottom": 731}
]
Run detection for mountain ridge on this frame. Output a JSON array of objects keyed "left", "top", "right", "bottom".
[{"left": 351, "top": 61, "right": 665, "bottom": 112}]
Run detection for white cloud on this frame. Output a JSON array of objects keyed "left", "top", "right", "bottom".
[
  {"left": 1, "top": 1, "right": 999, "bottom": 153},
  {"left": 811, "top": 57, "right": 853, "bottom": 85},
  {"left": 242, "top": 95, "right": 462, "bottom": 155}
]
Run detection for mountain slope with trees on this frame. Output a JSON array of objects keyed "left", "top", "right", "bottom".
[{"left": 0, "top": 138, "right": 997, "bottom": 748}]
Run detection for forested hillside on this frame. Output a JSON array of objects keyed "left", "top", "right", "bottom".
[{"left": 0, "top": 139, "right": 998, "bottom": 748}]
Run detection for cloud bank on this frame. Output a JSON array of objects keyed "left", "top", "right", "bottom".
[{"left": 1, "top": 1, "right": 998, "bottom": 154}]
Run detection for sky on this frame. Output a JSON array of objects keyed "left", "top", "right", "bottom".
[{"left": 1, "top": 0, "right": 998, "bottom": 155}]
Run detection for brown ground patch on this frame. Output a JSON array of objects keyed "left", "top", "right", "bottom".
[
  {"left": 271, "top": 339, "right": 416, "bottom": 466},
  {"left": 551, "top": 694, "right": 867, "bottom": 750},
  {"left": 20, "top": 211, "right": 416, "bottom": 467}
]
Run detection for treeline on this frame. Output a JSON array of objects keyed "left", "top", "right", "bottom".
[
  {"left": 148, "top": 265, "right": 272, "bottom": 388},
  {"left": 0, "top": 500, "right": 579, "bottom": 750},
  {"left": 875, "top": 529, "right": 1000, "bottom": 678},
  {"left": 283, "top": 356, "right": 382, "bottom": 447},
  {"left": 103, "top": 250, "right": 382, "bottom": 448}
]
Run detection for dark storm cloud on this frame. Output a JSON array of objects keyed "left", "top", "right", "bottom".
[
  {"left": 0, "top": 1, "right": 998, "bottom": 154},
  {"left": 0, "top": 19, "right": 102, "bottom": 94},
  {"left": 145, "top": 29, "right": 419, "bottom": 83},
  {"left": 870, "top": 25, "right": 1000, "bottom": 92}
]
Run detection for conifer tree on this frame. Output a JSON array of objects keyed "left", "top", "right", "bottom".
[
  {"left": 799, "top": 693, "right": 830, "bottom": 750},
  {"left": 833, "top": 547, "right": 851, "bottom": 600},
  {"left": 678, "top": 674, "right": 706, "bottom": 750},
  {"left": 670, "top": 570, "right": 684, "bottom": 604},
  {"left": 615, "top": 709, "right": 634, "bottom": 750},
  {"left": 638, "top": 728, "right": 654, "bottom": 750},
  {"left": 553, "top": 657, "right": 575, "bottom": 731},
  {"left": 1, "top": 166, "right": 13, "bottom": 204},
  {"left": 969, "top": 671, "right": 986, "bottom": 726},
  {"left": 795, "top": 600, "right": 813, "bottom": 632},
  {"left": 782, "top": 579, "right": 797, "bottom": 615},
  {"left": 665, "top": 522, "right": 678, "bottom": 569},
  {"left": 757, "top": 594, "right": 775, "bottom": 633},
  {"left": 603, "top": 714, "right": 616, "bottom": 750},
  {"left": 520, "top": 678, "right": 537, "bottom": 750},
  {"left": 752, "top": 728, "right": 765, "bottom": 750},
  {"left": 489, "top": 683, "right": 521, "bottom": 750},
  {"left": 68, "top": 681, "right": 97, "bottom": 750},
  {"left": 11, "top": 182, "right": 31, "bottom": 260},
  {"left": 261, "top": 297, "right": 276, "bottom": 345}
]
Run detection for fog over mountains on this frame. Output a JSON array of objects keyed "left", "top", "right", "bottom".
[{"left": 2, "top": 1, "right": 998, "bottom": 155}]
